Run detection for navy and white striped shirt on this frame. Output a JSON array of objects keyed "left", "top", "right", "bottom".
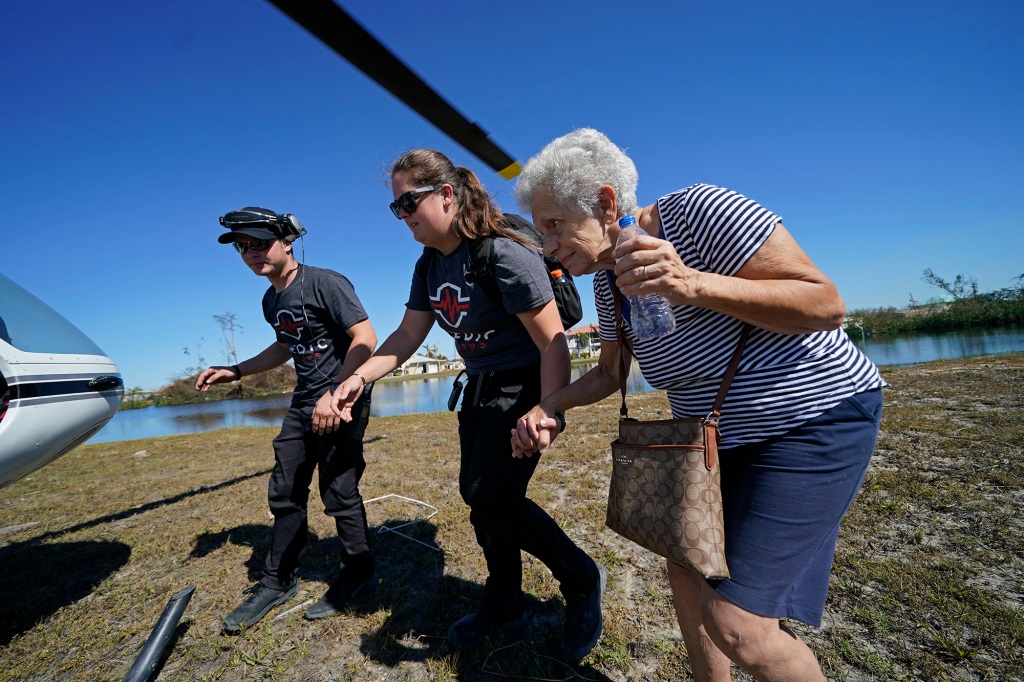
[{"left": 596, "top": 184, "right": 885, "bottom": 448}]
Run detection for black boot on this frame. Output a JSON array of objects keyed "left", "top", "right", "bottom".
[
  {"left": 447, "top": 608, "right": 526, "bottom": 650},
  {"left": 561, "top": 562, "right": 606, "bottom": 662},
  {"left": 304, "top": 572, "right": 379, "bottom": 620},
  {"left": 222, "top": 582, "right": 299, "bottom": 634}
]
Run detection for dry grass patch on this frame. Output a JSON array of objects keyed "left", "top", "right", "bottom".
[{"left": 1, "top": 355, "right": 1022, "bottom": 680}]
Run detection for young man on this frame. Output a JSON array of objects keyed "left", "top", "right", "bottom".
[{"left": 196, "top": 206, "right": 379, "bottom": 633}]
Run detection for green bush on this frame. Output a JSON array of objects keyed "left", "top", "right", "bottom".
[{"left": 849, "top": 279, "right": 1024, "bottom": 336}]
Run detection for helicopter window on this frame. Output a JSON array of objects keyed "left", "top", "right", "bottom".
[{"left": 0, "top": 273, "right": 107, "bottom": 356}]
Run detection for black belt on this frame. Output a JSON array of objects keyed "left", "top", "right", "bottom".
[{"left": 465, "top": 362, "right": 539, "bottom": 408}]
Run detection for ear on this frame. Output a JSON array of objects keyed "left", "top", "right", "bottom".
[
  {"left": 441, "top": 183, "right": 455, "bottom": 208},
  {"left": 596, "top": 185, "right": 618, "bottom": 224}
]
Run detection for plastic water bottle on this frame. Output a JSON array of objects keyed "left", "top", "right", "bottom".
[{"left": 616, "top": 215, "right": 676, "bottom": 339}]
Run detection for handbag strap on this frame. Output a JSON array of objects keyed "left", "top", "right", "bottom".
[{"left": 612, "top": 281, "right": 750, "bottom": 421}]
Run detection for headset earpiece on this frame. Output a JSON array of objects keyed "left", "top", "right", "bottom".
[{"left": 278, "top": 214, "right": 307, "bottom": 241}]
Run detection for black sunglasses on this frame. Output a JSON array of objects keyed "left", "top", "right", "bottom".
[
  {"left": 389, "top": 184, "right": 444, "bottom": 219},
  {"left": 233, "top": 238, "right": 274, "bottom": 254}
]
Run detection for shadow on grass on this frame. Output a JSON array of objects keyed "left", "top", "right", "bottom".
[
  {"left": 191, "top": 523, "right": 279, "bottom": 582},
  {"left": 355, "top": 519, "right": 616, "bottom": 682},
  {"left": 362, "top": 576, "right": 615, "bottom": 681},
  {"left": 191, "top": 521, "right": 398, "bottom": 586},
  {"left": 190, "top": 512, "right": 448, "bottom": 583},
  {"left": 32, "top": 468, "right": 273, "bottom": 544},
  {"left": 0, "top": 469, "right": 270, "bottom": 647},
  {"left": 0, "top": 538, "right": 131, "bottom": 646},
  {"left": 189, "top": 513, "right": 615, "bottom": 679}
]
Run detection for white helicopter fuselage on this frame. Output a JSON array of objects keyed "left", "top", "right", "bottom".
[{"left": 1, "top": 273, "right": 123, "bottom": 489}]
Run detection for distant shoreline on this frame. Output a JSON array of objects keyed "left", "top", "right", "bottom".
[{"left": 123, "top": 358, "right": 601, "bottom": 410}]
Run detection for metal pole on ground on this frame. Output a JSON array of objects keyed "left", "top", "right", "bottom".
[{"left": 123, "top": 584, "right": 196, "bottom": 682}]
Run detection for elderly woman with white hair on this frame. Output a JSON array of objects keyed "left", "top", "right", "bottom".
[{"left": 510, "top": 128, "right": 885, "bottom": 681}]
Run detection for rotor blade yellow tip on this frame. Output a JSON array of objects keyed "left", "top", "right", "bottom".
[{"left": 498, "top": 162, "right": 522, "bottom": 180}]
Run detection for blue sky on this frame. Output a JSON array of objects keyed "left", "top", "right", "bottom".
[{"left": 3, "top": 0, "right": 1021, "bottom": 391}]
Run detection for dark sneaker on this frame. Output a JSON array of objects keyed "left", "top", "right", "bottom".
[
  {"left": 303, "top": 572, "right": 379, "bottom": 620},
  {"left": 447, "top": 609, "right": 526, "bottom": 650},
  {"left": 222, "top": 582, "right": 299, "bottom": 634},
  {"left": 561, "top": 562, "right": 607, "bottom": 662}
]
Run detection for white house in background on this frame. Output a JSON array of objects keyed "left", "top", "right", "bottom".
[
  {"left": 566, "top": 324, "right": 600, "bottom": 359},
  {"left": 396, "top": 354, "right": 442, "bottom": 376}
]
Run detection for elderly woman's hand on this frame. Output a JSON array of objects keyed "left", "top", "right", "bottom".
[
  {"left": 611, "top": 221, "right": 847, "bottom": 334},
  {"left": 612, "top": 232, "right": 701, "bottom": 307},
  {"left": 511, "top": 405, "right": 561, "bottom": 458}
]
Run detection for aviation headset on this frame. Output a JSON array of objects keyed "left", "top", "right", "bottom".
[{"left": 219, "top": 207, "right": 308, "bottom": 242}]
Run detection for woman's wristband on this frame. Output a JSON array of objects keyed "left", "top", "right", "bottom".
[
  {"left": 352, "top": 373, "right": 367, "bottom": 387},
  {"left": 230, "top": 365, "right": 242, "bottom": 380},
  {"left": 553, "top": 411, "right": 566, "bottom": 433}
]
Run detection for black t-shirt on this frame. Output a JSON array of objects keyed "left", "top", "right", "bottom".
[
  {"left": 262, "top": 264, "right": 368, "bottom": 405},
  {"left": 406, "top": 238, "right": 552, "bottom": 372}
]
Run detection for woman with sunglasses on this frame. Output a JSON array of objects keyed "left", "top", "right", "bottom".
[{"left": 331, "top": 149, "right": 606, "bottom": 662}]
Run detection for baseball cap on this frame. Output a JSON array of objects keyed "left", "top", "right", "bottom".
[{"left": 217, "top": 206, "right": 287, "bottom": 244}]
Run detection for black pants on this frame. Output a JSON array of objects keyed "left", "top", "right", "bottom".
[
  {"left": 458, "top": 364, "right": 597, "bottom": 618},
  {"left": 261, "top": 394, "right": 373, "bottom": 591}
]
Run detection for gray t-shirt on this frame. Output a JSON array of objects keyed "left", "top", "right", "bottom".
[
  {"left": 407, "top": 237, "right": 552, "bottom": 372},
  {"left": 262, "top": 264, "right": 368, "bottom": 405}
]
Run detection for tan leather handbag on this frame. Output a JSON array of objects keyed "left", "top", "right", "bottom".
[{"left": 605, "top": 290, "right": 749, "bottom": 579}]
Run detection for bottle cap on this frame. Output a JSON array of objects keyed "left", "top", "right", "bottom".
[
  {"left": 618, "top": 215, "right": 637, "bottom": 227},
  {"left": 551, "top": 269, "right": 563, "bottom": 278}
]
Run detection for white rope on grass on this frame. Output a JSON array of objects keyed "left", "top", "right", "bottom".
[
  {"left": 273, "top": 599, "right": 313, "bottom": 621},
  {"left": 363, "top": 493, "right": 442, "bottom": 553}
]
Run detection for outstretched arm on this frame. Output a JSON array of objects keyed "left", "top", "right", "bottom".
[
  {"left": 331, "top": 308, "right": 435, "bottom": 422},
  {"left": 195, "top": 342, "right": 291, "bottom": 392}
]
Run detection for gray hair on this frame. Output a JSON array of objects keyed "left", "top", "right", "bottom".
[{"left": 514, "top": 128, "right": 638, "bottom": 217}]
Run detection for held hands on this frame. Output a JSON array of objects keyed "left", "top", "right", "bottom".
[
  {"left": 312, "top": 388, "right": 343, "bottom": 435},
  {"left": 194, "top": 366, "right": 238, "bottom": 392},
  {"left": 333, "top": 376, "right": 366, "bottom": 421},
  {"left": 313, "top": 376, "right": 365, "bottom": 435},
  {"left": 612, "top": 231, "right": 697, "bottom": 306},
  {"left": 511, "top": 405, "right": 561, "bottom": 459}
]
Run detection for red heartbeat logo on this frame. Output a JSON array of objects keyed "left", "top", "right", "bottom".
[
  {"left": 274, "top": 310, "right": 306, "bottom": 340},
  {"left": 429, "top": 283, "right": 470, "bottom": 328}
]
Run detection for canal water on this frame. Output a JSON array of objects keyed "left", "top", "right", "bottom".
[{"left": 90, "top": 327, "right": 1024, "bottom": 444}]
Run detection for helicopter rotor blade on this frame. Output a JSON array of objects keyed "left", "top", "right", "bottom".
[{"left": 265, "top": 0, "right": 522, "bottom": 179}]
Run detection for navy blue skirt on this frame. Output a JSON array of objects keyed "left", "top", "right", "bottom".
[{"left": 711, "top": 388, "right": 883, "bottom": 626}]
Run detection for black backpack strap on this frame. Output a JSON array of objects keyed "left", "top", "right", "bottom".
[
  {"left": 501, "top": 214, "right": 584, "bottom": 329},
  {"left": 466, "top": 237, "right": 501, "bottom": 304},
  {"left": 469, "top": 215, "right": 584, "bottom": 330},
  {"left": 501, "top": 213, "right": 544, "bottom": 245}
]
